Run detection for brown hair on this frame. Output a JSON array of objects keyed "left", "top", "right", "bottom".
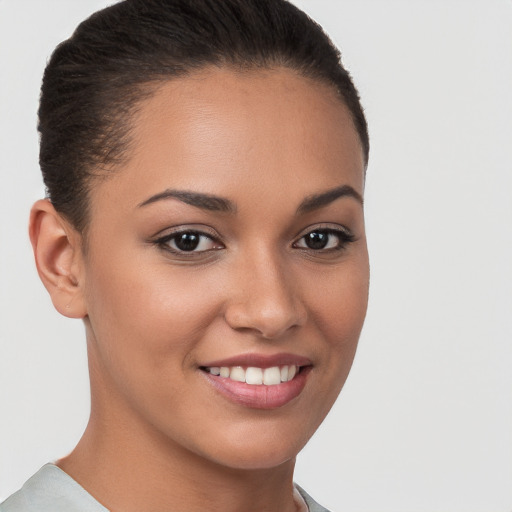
[{"left": 39, "top": 0, "right": 369, "bottom": 232}]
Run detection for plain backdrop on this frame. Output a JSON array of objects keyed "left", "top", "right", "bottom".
[{"left": 1, "top": 1, "right": 511, "bottom": 511}]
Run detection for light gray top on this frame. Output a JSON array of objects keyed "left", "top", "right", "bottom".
[{"left": 0, "top": 464, "right": 331, "bottom": 512}]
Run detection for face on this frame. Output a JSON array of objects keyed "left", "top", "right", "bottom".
[{"left": 79, "top": 67, "right": 369, "bottom": 470}]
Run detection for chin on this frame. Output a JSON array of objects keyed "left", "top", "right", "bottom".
[
  {"left": 190, "top": 421, "right": 313, "bottom": 472},
  {"left": 207, "top": 446, "right": 298, "bottom": 472}
]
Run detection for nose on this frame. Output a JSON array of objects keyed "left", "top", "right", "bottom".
[{"left": 223, "top": 252, "right": 307, "bottom": 339}]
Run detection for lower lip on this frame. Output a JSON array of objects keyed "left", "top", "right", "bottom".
[{"left": 201, "top": 367, "right": 311, "bottom": 410}]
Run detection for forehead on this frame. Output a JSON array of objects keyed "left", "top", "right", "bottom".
[{"left": 92, "top": 67, "right": 365, "bottom": 214}]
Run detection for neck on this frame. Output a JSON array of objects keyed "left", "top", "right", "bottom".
[{"left": 58, "top": 377, "right": 299, "bottom": 512}]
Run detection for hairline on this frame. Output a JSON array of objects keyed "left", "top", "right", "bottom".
[{"left": 63, "top": 62, "right": 367, "bottom": 248}]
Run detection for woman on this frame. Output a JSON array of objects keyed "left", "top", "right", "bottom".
[{"left": 1, "top": 0, "right": 369, "bottom": 511}]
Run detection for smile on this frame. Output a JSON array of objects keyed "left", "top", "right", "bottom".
[
  {"left": 199, "top": 355, "right": 312, "bottom": 409},
  {"left": 203, "top": 365, "right": 299, "bottom": 386}
]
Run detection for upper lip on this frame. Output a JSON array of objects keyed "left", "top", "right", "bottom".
[{"left": 200, "top": 352, "right": 313, "bottom": 369}]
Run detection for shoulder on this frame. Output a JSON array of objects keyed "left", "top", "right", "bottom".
[
  {"left": 0, "top": 464, "right": 108, "bottom": 512},
  {"left": 2, "top": 468, "right": 330, "bottom": 512},
  {"left": 295, "top": 485, "right": 332, "bottom": 512}
]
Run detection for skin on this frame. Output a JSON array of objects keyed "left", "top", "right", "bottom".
[{"left": 30, "top": 67, "right": 369, "bottom": 512}]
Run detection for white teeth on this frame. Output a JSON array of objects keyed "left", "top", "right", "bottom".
[
  {"left": 263, "top": 366, "right": 281, "bottom": 385},
  {"left": 206, "top": 364, "right": 300, "bottom": 386},
  {"left": 246, "top": 367, "right": 263, "bottom": 385},
  {"left": 230, "top": 366, "right": 245, "bottom": 382}
]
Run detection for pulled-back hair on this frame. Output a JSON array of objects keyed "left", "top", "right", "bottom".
[{"left": 39, "top": 0, "right": 369, "bottom": 232}]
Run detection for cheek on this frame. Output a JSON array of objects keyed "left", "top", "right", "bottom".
[
  {"left": 307, "top": 255, "right": 369, "bottom": 393},
  {"left": 82, "top": 252, "right": 223, "bottom": 370},
  {"left": 82, "top": 254, "right": 229, "bottom": 431},
  {"left": 309, "top": 257, "right": 369, "bottom": 341}
]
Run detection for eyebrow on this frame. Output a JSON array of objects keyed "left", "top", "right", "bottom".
[
  {"left": 138, "top": 184, "right": 362, "bottom": 215},
  {"left": 138, "top": 189, "right": 236, "bottom": 213},
  {"left": 296, "top": 185, "right": 363, "bottom": 214}
]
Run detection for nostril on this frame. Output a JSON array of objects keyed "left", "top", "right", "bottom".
[
  {"left": 223, "top": 264, "right": 307, "bottom": 338},
  {"left": 224, "top": 304, "right": 305, "bottom": 339}
]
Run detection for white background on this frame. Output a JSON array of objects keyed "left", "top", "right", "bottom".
[{"left": 1, "top": 1, "right": 511, "bottom": 511}]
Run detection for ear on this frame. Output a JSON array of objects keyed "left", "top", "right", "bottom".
[{"left": 29, "top": 199, "right": 87, "bottom": 319}]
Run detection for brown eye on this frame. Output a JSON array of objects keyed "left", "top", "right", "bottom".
[
  {"left": 303, "top": 231, "right": 330, "bottom": 250},
  {"left": 159, "top": 230, "right": 222, "bottom": 253},
  {"left": 294, "top": 228, "right": 355, "bottom": 251},
  {"left": 174, "top": 232, "right": 202, "bottom": 251}
]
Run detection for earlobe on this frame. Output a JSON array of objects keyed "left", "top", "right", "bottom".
[{"left": 29, "top": 199, "right": 87, "bottom": 319}]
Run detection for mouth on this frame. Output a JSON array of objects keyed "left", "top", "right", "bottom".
[
  {"left": 200, "top": 364, "right": 301, "bottom": 386},
  {"left": 199, "top": 355, "right": 312, "bottom": 409}
]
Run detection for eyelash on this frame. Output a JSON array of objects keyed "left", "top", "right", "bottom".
[
  {"left": 154, "top": 226, "right": 355, "bottom": 256},
  {"left": 155, "top": 229, "right": 222, "bottom": 255},
  {"left": 292, "top": 227, "right": 356, "bottom": 252}
]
